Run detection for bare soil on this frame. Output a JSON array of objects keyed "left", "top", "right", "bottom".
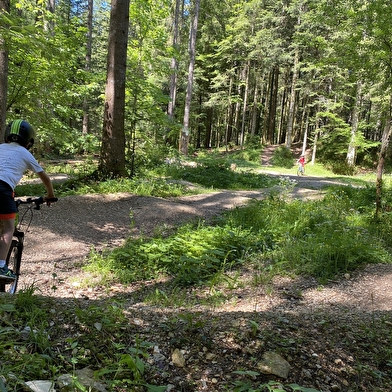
[{"left": 10, "top": 172, "right": 392, "bottom": 391}]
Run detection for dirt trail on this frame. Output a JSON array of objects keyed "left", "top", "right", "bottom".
[
  {"left": 12, "top": 172, "right": 390, "bottom": 310},
  {"left": 6, "top": 171, "right": 392, "bottom": 392}
]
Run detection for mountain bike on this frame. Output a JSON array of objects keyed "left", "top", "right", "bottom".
[
  {"left": 0, "top": 196, "right": 57, "bottom": 294},
  {"left": 297, "top": 164, "right": 305, "bottom": 176}
]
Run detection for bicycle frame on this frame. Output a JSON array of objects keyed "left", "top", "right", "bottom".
[
  {"left": 0, "top": 229, "right": 24, "bottom": 294},
  {"left": 0, "top": 197, "right": 57, "bottom": 294},
  {"left": 297, "top": 164, "right": 305, "bottom": 175}
]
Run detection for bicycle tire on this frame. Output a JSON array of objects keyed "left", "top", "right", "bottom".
[{"left": 4, "top": 240, "right": 22, "bottom": 294}]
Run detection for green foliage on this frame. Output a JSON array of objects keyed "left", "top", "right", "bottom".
[
  {"left": 0, "top": 292, "right": 165, "bottom": 391},
  {"left": 229, "top": 374, "right": 320, "bottom": 391},
  {"left": 41, "top": 131, "right": 101, "bottom": 157},
  {"left": 271, "top": 146, "right": 295, "bottom": 169},
  {"left": 2, "top": 4, "right": 91, "bottom": 152},
  {"left": 85, "top": 221, "right": 268, "bottom": 286},
  {"left": 239, "top": 189, "right": 386, "bottom": 281},
  {"left": 15, "top": 150, "right": 279, "bottom": 200},
  {"left": 166, "top": 161, "right": 275, "bottom": 190},
  {"left": 85, "top": 180, "right": 392, "bottom": 288},
  {"left": 325, "top": 160, "right": 356, "bottom": 175}
]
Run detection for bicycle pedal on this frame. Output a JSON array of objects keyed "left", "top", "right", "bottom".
[{"left": 0, "top": 275, "right": 16, "bottom": 283}]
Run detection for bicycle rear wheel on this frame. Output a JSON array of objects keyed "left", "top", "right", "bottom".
[
  {"left": 0, "top": 240, "right": 22, "bottom": 294},
  {"left": 297, "top": 165, "right": 304, "bottom": 176}
]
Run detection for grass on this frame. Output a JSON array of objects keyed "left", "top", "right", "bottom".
[
  {"left": 0, "top": 287, "right": 164, "bottom": 391},
  {"left": 3, "top": 148, "right": 392, "bottom": 391},
  {"left": 84, "top": 182, "right": 391, "bottom": 289}
]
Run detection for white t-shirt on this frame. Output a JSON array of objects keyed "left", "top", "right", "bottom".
[{"left": 0, "top": 142, "right": 43, "bottom": 190}]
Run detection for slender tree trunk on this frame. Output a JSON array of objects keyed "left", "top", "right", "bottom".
[
  {"left": 204, "top": 106, "right": 212, "bottom": 148},
  {"left": 82, "top": 0, "right": 93, "bottom": 135},
  {"left": 45, "top": 0, "right": 55, "bottom": 30},
  {"left": 347, "top": 81, "right": 362, "bottom": 166},
  {"left": 278, "top": 76, "right": 288, "bottom": 145},
  {"left": 167, "top": 0, "right": 181, "bottom": 122},
  {"left": 99, "top": 0, "right": 130, "bottom": 177},
  {"left": 179, "top": 0, "right": 200, "bottom": 156},
  {"left": 0, "top": 0, "right": 10, "bottom": 141},
  {"left": 250, "top": 79, "right": 259, "bottom": 137},
  {"left": 375, "top": 95, "right": 392, "bottom": 216},
  {"left": 302, "top": 106, "right": 309, "bottom": 156},
  {"left": 234, "top": 74, "right": 242, "bottom": 144},
  {"left": 311, "top": 114, "right": 321, "bottom": 165},
  {"left": 286, "top": 48, "right": 299, "bottom": 149},
  {"left": 240, "top": 61, "right": 250, "bottom": 147},
  {"left": 265, "top": 66, "right": 279, "bottom": 144},
  {"left": 224, "top": 75, "right": 234, "bottom": 149}
]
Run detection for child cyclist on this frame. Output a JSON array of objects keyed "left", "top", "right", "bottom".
[
  {"left": 0, "top": 120, "right": 56, "bottom": 280},
  {"left": 296, "top": 154, "right": 306, "bottom": 175}
]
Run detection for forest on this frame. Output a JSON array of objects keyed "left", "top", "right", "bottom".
[
  {"left": 1, "top": 1, "right": 392, "bottom": 392},
  {"left": 0, "top": 0, "right": 391, "bottom": 176}
]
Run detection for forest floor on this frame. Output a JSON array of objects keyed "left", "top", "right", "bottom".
[{"left": 10, "top": 166, "right": 392, "bottom": 391}]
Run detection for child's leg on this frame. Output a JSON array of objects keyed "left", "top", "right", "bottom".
[{"left": 0, "top": 218, "right": 15, "bottom": 262}]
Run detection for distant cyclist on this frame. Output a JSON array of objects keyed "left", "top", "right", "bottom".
[
  {"left": 296, "top": 154, "right": 306, "bottom": 175},
  {"left": 0, "top": 120, "right": 55, "bottom": 280}
]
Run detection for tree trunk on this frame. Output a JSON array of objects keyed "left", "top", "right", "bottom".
[
  {"left": 311, "top": 115, "right": 321, "bottom": 165},
  {"left": 250, "top": 77, "right": 260, "bottom": 137},
  {"left": 82, "top": 0, "right": 93, "bottom": 135},
  {"left": 0, "top": 0, "right": 10, "bottom": 142},
  {"left": 346, "top": 81, "right": 362, "bottom": 166},
  {"left": 239, "top": 61, "right": 250, "bottom": 147},
  {"left": 224, "top": 75, "right": 234, "bottom": 149},
  {"left": 286, "top": 48, "right": 299, "bottom": 149},
  {"left": 99, "top": 0, "right": 130, "bottom": 177},
  {"left": 375, "top": 95, "right": 392, "bottom": 217},
  {"left": 302, "top": 106, "right": 309, "bottom": 156},
  {"left": 265, "top": 66, "right": 279, "bottom": 144},
  {"left": 167, "top": 0, "right": 181, "bottom": 122},
  {"left": 233, "top": 73, "right": 242, "bottom": 144},
  {"left": 179, "top": 0, "right": 200, "bottom": 156}
]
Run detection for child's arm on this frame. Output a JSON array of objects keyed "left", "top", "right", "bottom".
[{"left": 37, "top": 171, "right": 56, "bottom": 202}]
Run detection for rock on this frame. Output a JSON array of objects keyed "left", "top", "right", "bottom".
[
  {"left": 24, "top": 380, "right": 55, "bottom": 392},
  {"left": 257, "top": 351, "right": 291, "bottom": 379},
  {"left": 57, "top": 368, "right": 107, "bottom": 392},
  {"left": 172, "top": 348, "right": 186, "bottom": 368}
]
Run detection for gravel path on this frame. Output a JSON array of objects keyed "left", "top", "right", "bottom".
[
  {"left": 6, "top": 172, "right": 392, "bottom": 391},
  {"left": 14, "top": 173, "right": 391, "bottom": 311}
]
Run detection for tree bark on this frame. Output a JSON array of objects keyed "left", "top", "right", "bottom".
[
  {"left": 179, "top": 0, "right": 200, "bottom": 156},
  {"left": 346, "top": 81, "right": 362, "bottom": 166},
  {"left": 375, "top": 95, "right": 392, "bottom": 217},
  {"left": 167, "top": 0, "right": 181, "bottom": 122},
  {"left": 265, "top": 66, "right": 279, "bottom": 144},
  {"left": 238, "top": 62, "right": 250, "bottom": 147},
  {"left": 82, "top": 0, "right": 93, "bottom": 135},
  {"left": 99, "top": 0, "right": 130, "bottom": 177},
  {"left": 286, "top": 48, "right": 299, "bottom": 149},
  {"left": 0, "top": 0, "right": 10, "bottom": 142}
]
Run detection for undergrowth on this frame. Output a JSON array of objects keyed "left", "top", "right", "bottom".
[
  {"left": 85, "top": 183, "right": 392, "bottom": 288},
  {"left": 15, "top": 150, "right": 279, "bottom": 198},
  {"left": 4, "top": 150, "right": 392, "bottom": 391},
  {"left": 0, "top": 287, "right": 165, "bottom": 391}
]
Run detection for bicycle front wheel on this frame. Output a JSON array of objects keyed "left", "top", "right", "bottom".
[{"left": 5, "top": 240, "right": 22, "bottom": 294}]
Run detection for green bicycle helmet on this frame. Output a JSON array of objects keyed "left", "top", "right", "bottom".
[{"left": 4, "top": 120, "right": 35, "bottom": 149}]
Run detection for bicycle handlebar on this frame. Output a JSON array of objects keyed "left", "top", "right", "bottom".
[{"left": 16, "top": 197, "right": 58, "bottom": 210}]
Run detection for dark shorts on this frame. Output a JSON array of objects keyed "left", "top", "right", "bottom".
[{"left": 0, "top": 181, "right": 16, "bottom": 219}]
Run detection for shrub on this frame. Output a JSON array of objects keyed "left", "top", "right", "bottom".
[{"left": 271, "top": 146, "right": 294, "bottom": 168}]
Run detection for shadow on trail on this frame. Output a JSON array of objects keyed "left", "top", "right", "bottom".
[
  {"left": 262, "top": 171, "right": 373, "bottom": 190},
  {"left": 24, "top": 264, "right": 392, "bottom": 392}
]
